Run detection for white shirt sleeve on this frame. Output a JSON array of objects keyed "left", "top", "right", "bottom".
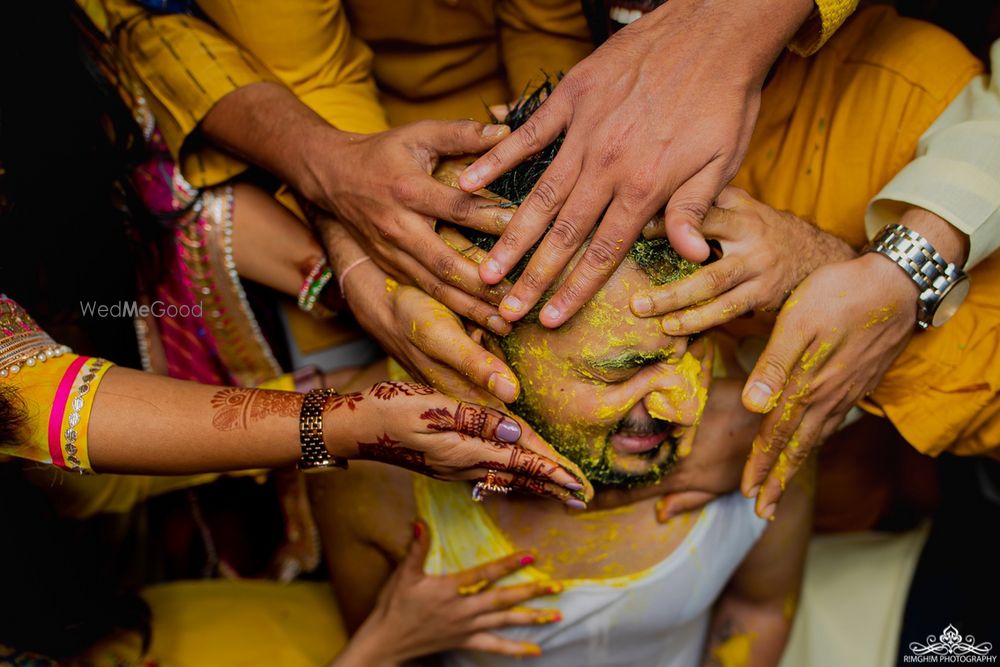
[{"left": 866, "top": 39, "right": 1000, "bottom": 269}]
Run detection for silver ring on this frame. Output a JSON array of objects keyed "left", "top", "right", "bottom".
[{"left": 472, "top": 469, "right": 511, "bottom": 502}]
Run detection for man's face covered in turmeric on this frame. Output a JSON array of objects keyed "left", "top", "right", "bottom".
[
  {"left": 494, "top": 241, "right": 711, "bottom": 488},
  {"left": 435, "top": 87, "right": 708, "bottom": 488}
]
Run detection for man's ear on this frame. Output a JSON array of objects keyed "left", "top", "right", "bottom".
[{"left": 465, "top": 321, "right": 511, "bottom": 364}]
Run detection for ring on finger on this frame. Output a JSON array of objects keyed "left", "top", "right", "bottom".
[{"left": 472, "top": 469, "right": 511, "bottom": 502}]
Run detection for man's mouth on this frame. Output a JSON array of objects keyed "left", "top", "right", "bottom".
[
  {"left": 608, "top": 1, "right": 664, "bottom": 30},
  {"left": 609, "top": 416, "right": 677, "bottom": 455}
]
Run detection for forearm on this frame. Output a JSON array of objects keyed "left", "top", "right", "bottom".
[
  {"left": 199, "top": 82, "right": 344, "bottom": 206},
  {"left": 88, "top": 367, "right": 353, "bottom": 474},
  {"left": 642, "top": 0, "right": 814, "bottom": 87},
  {"left": 230, "top": 183, "right": 327, "bottom": 297},
  {"left": 701, "top": 597, "right": 791, "bottom": 667}
]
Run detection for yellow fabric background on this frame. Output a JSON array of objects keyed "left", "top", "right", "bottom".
[{"left": 142, "top": 580, "right": 346, "bottom": 666}]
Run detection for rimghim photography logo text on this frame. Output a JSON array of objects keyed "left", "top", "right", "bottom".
[{"left": 905, "top": 624, "right": 995, "bottom": 663}]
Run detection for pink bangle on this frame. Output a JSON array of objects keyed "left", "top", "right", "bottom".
[{"left": 338, "top": 256, "right": 373, "bottom": 295}]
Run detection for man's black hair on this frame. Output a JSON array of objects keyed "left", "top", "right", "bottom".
[{"left": 460, "top": 78, "right": 697, "bottom": 323}]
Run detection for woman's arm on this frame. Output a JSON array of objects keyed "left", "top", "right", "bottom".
[
  {"left": 87, "top": 366, "right": 303, "bottom": 473},
  {"left": 86, "top": 367, "right": 585, "bottom": 505}
]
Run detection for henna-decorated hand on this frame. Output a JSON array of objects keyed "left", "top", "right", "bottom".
[
  {"left": 334, "top": 521, "right": 561, "bottom": 666},
  {"left": 325, "top": 381, "right": 590, "bottom": 506}
]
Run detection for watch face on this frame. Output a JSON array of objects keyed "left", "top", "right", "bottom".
[{"left": 932, "top": 277, "right": 971, "bottom": 327}]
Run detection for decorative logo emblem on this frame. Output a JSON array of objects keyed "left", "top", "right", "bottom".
[{"left": 904, "top": 624, "right": 995, "bottom": 663}]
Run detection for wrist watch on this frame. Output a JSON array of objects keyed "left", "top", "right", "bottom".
[
  {"left": 867, "top": 223, "right": 970, "bottom": 329},
  {"left": 298, "top": 387, "right": 349, "bottom": 473}
]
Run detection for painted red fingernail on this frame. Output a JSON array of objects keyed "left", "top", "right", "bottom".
[
  {"left": 520, "top": 554, "right": 536, "bottom": 566},
  {"left": 413, "top": 521, "right": 423, "bottom": 539}
]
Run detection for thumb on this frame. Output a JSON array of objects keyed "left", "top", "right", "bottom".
[
  {"left": 664, "top": 167, "right": 723, "bottom": 262},
  {"left": 655, "top": 491, "right": 717, "bottom": 523},
  {"left": 402, "top": 519, "right": 432, "bottom": 577}
]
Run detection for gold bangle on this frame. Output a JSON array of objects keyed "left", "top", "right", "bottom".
[{"left": 297, "top": 388, "right": 349, "bottom": 473}]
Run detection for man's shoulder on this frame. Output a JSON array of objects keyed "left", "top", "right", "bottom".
[{"left": 307, "top": 461, "right": 418, "bottom": 554}]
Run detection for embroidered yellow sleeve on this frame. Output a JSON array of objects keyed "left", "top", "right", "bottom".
[{"left": 789, "top": 0, "right": 861, "bottom": 57}]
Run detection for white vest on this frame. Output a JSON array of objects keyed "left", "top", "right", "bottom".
[{"left": 415, "top": 477, "right": 768, "bottom": 667}]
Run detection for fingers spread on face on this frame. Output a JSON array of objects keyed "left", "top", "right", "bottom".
[
  {"left": 494, "top": 417, "right": 591, "bottom": 498},
  {"left": 397, "top": 229, "right": 501, "bottom": 298},
  {"left": 538, "top": 197, "right": 645, "bottom": 328},
  {"left": 439, "top": 226, "right": 498, "bottom": 267},
  {"left": 482, "top": 151, "right": 582, "bottom": 289},
  {"left": 455, "top": 348, "right": 520, "bottom": 404},
  {"left": 498, "top": 179, "right": 609, "bottom": 324},
  {"left": 397, "top": 254, "right": 507, "bottom": 329},
  {"left": 659, "top": 284, "right": 756, "bottom": 335},
  {"left": 406, "top": 309, "right": 519, "bottom": 401}
]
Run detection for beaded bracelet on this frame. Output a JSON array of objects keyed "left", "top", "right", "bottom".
[{"left": 297, "top": 258, "right": 335, "bottom": 315}]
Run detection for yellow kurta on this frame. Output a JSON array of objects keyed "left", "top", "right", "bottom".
[
  {"left": 731, "top": 6, "right": 996, "bottom": 457},
  {"left": 96, "top": 0, "right": 591, "bottom": 188},
  {"left": 95, "top": 0, "right": 855, "bottom": 187}
]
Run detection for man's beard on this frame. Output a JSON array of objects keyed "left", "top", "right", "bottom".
[{"left": 511, "top": 395, "right": 680, "bottom": 488}]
